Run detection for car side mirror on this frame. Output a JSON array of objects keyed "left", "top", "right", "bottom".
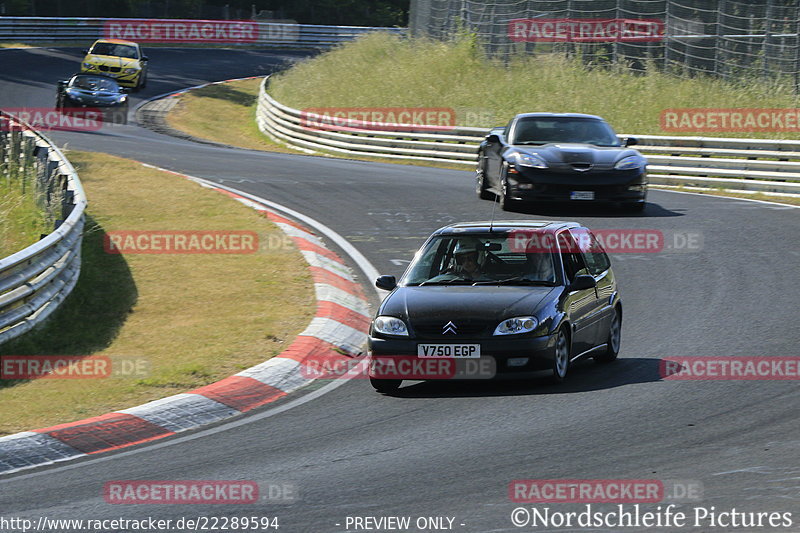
[
  {"left": 57, "top": 80, "right": 67, "bottom": 88},
  {"left": 569, "top": 274, "right": 596, "bottom": 291},
  {"left": 485, "top": 134, "right": 500, "bottom": 144},
  {"left": 375, "top": 275, "right": 397, "bottom": 291},
  {"left": 83, "top": 49, "right": 89, "bottom": 54},
  {"left": 141, "top": 55, "right": 149, "bottom": 61},
  {"left": 120, "top": 87, "right": 130, "bottom": 93},
  {"left": 624, "top": 137, "right": 638, "bottom": 147}
]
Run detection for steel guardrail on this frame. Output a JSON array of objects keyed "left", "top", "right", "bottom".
[
  {"left": 256, "top": 76, "right": 800, "bottom": 196},
  {"left": 0, "top": 111, "right": 86, "bottom": 345},
  {"left": 0, "top": 17, "right": 404, "bottom": 48}
]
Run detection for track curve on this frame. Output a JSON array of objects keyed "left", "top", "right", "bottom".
[{"left": 1, "top": 47, "right": 798, "bottom": 532}]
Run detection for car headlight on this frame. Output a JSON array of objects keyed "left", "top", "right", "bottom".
[
  {"left": 615, "top": 155, "right": 646, "bottom": 170},
  {"left": 117, "top": 95, "right": 128, "bottom": 103},
  {"left": 123, "top": 68, "right": 138, "bottom": 74},
  {"left": 373, "top": 316, "right": 408, "bottom": 336},
  {"left": 494, "top": 316, "right": 538, "bottom": 335},
  {"left": 514, "top": 152, "right": 548, "bottom": 169},
  {"left": 82, "top": 62, "right": 95, "bottom": 70}
]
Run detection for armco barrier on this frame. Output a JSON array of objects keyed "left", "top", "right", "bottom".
[
  {"left": 256, "top": 77, "right": 800, "bottom": 196},
  {"left": 0, "top": 17, "right": 403, "bottom": 48},
  {"left": 0, "top": 111, "right": 86, "bottom": 345}
]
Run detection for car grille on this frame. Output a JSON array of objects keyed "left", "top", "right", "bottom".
[
  {"left": 412, "top": 323, "right": 488, "bottom": 338},
  {"left": 98, "top": 66, "right": 121, "bottom": 73}
]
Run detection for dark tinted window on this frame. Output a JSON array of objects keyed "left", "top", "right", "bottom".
[
  {"left": 571, "top": 229, "right": 611, "bottom": 276},
  {"left": 557, "top": 231, "right": 589, "bottom": 283},
  {"left": 512, "top": 117, "right": 620, "bottom": 146}
]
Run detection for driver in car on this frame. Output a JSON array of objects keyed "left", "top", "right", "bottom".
[{"left": 450, "top": 242, "right": 486, "bottom": 280}]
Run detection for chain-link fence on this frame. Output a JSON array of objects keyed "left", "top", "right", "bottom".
[{"left": 410, "top": 0, "right": 800, "bottom": 89}]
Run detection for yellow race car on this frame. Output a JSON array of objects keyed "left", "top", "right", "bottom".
[{"left": 81, "top": 39, "right": 149, "bottom": 90}]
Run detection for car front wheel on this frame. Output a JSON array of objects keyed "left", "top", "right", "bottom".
[
  {"left": 475, "top": 155, "right": 493, "bottom": 200},
  {"left": 499, "top": 163, "right": 514, "bottom": 211}
]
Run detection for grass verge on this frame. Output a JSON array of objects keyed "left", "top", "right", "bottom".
[
  {"left": 269, "top": 32, "right": 800, "bottom": 139},
  {"left": 0, "top": 165, "right": 50, "bottom": 258},
  {"left": 0, "top": 151, "right": 315, "bottom": 435},
  {"left": 164, "top": 78, "right": 477, "bottom": 170}
]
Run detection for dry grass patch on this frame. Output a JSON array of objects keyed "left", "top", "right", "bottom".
[{"left": 0, "top": 151, "right": 315, "bottom": 435}]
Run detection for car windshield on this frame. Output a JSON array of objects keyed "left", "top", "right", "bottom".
[
  {"left": 512, "top": 117, "right": 620, "bottom": 147},
  {"left": 70, "top": 76, "right": 119, "bottom": 92},
  {"left": 402, "top": 234, "right": 558, "bottom": 286},
  {"left": 90, "top": 42, "right": 138, "bottom": 59}
]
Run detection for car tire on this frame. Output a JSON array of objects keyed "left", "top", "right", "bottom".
[
  {"left": 595, "top": 306, "right": 621, "bottom": 363},
  {"left": 475, "top": 155, "right": 493, "bottom": 200},
  {"left": 551, "top": 328, "right": 570, "bottom": 383},
  {"left": 499, "top": 163, "right": 515, "bottom": 211},
  {"left": 370, "top": 377, "right": 401, "bottom": 393},
  {"left": 116, "top": 106, "right": 129, "bottom": 125}
]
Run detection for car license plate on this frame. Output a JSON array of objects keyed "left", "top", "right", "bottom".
[
  {"left": 570, "top": 191, "right": 595, "bottom": 200},
  {"left": 417, "top": 344, "right": 481, "bottom": 358}
]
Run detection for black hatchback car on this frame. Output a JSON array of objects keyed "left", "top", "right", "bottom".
[
  {"left": 56, "top": 73, "right": 129, "bottom": 124},
  {"left": 368, "top": 221, "right": 622, "bottom": 393},
  {"left": 476, "top": 113, "right": 647, "bottom": 211}
]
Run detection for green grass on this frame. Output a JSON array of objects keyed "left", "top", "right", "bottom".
[
  {"left": 269, "top": 32, "right": 800, "bottom": 139},
  {"left": 0, "top": 165, "right": 50, "bottom": 258},
  {"left": 0, "top": 151, "right": 314, "bottom": 435}
]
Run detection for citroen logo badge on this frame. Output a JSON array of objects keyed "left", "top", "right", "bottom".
[{"left": 442, "top": 321, "right": 457, "bottom": 335}]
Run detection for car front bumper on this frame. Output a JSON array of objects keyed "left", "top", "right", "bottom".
[
  {"left": 507, "top": 168, "right": 647, "bottom": 204},
  {"left": 368, "top": 333, "right": 559, "bottom": 380}
]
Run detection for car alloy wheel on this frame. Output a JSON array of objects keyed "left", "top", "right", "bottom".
[
  {"left": 595, "top": 307, "right": 621, "bottom": 363},
  {"left": 475, "top": 155, "right": 493, "bottom": 200},
  {"left": 551, "top": 329, "right": 570, "bottom": 383},
  {"left": 499, "top": 163, "right": 514, "bottom": 210}
]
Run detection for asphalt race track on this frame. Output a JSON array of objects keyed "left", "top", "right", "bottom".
[{"left": 1, "top": 47, "right": 799, "bottom": 532}]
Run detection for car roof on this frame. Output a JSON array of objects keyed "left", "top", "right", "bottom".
[
  {"left": 433, "top": 220, "right": 581, "bottom": 235},
  {"left": 92, "top": 39, "right": 139, "bottom": 46},
  {"left": 514, "top": 112, "right": 605, "bottom": 121}
]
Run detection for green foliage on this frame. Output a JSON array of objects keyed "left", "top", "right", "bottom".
[
  {"left": 0, "top": 158, "right": 49, "bottom": 258},
  {"left": 270, "top": 33, "right": 800, "bottom": 138}
]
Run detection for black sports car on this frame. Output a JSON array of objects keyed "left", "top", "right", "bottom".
[
  {"left": 476, "top": 113, "right": 647, "bottom": 211},
  {"left": 368, "top": 221, "right": 622, "bottom": 393},
  {"left": 56, "top": 74, "right": 129, "bottom": 124}
]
